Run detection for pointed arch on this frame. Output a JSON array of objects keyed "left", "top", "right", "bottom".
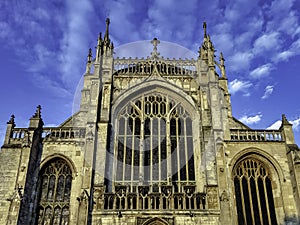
[
  {"left": 36, "top": 157, "right": 73, "bottom": 225},
  {"left": 230, "top": 149, "right": 283, "bottom": 225},
  {"left": 41, "top": 153, "right": 77, "bottom": 179},
  {"left": 142, "top": 217, "right": 169, "bottom": 225},
  {"left": 111, "top": 79, "right": 198, "bottom": 120}
]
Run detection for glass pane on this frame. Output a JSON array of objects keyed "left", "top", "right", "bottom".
[
  {"left": 64, "top": 175, "right": 72, "bottom": 202},
  {"left": 47, "top": 175, "right": 56, "bottom": 201},
  {"left": 53, "top": 207, "right": 61, "bottom": 225},
  {"left": 234, "top": 178, "right": 244, "bottom": 225},
  {"left": 266, "top": 178, "right": 277, "bottom": 225},
  {"left": 37, "top": 159, "right": 72, "bottom": 224},
  {"left": 56, "top": 175, "right": 65, "bottom": 201}
]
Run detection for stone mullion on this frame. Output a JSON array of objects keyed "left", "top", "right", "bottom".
[
  {"left": 122, "top": 118, "right": 128, "bottom": 183},
  {"left": 158, "top": 118, "right": 161, "bottom": 183},
  {"left": 176, "top": 117, "right": 181, "bottom": 188},
  {"left": 239, "top": 177, "right": 247, "bottom": 224},
  {"left": 247, "top": 176, "right": 255, "bottom": 225},
  {"left": 139, "top": 98, "right": 145, "bottom": 184},
  {"left": 166, "top": 97, "right": 172, "bottom": 185},
  {"left": 130, "top": 118, "right": 135, "bottom": 190},
  {"left": 263, "top": 176, "right": 272, "bottom": 225},
  {"left": 184, "top": 118, "right": 189, "bottom": 181},
  {"left": 150, "top": 117, "right": 153, "bottom": 185},
  {"left": 112, "top": 120, "right": 119, "bottom": 191}
]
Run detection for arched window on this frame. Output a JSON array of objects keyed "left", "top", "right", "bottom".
[
  {"left": 106, "top": 93, "right": 195, "bottom": 192},
  {"left": 36, "top": 158, "right": 72, "bottom": 225},
  {"left": 233, "top": 157, "right": 277, "bottom": 225}
]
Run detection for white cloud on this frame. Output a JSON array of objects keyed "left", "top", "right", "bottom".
[
  {"left": 59, "top": 0, "right": 94, "bottom": 89},
  {"left": 229, "top": 79, "right": 252, "bottom": 95},
  {"left": 267, "top": 118, "right": 300, "bottom": 131},
  {"left": 267, "top": 120, "right": 282, "bottom": 130},
  {"left": 261, "top": 85, "right": 274, "bottom": 99},
  {"left": 249, "top": 63, "right": 274, "bottom": 79},
  {"left": 274, "top": 50, "right": 295, "bottom": 62},
  {"left": 228, "top": 52, "right": 254, "bottom": 72},
  {"left": 291, "top": 118, "right": 300, "bottom": 131},
  {"left": 239, "top": 114, "right": 262, "bottom": 125},
  {"left": 253, "top": 32, "right": 280, "bottom": 55}
]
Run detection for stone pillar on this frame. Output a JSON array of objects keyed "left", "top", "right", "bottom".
[{"left": 17, "top": 105, "right": 44, "bottom": 225}]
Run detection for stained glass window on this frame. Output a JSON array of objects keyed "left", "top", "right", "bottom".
[
  {"left": 36, "top": 159, "right": 72, "bottom": 225},
  {"left": 233, "top": 158, "right": 277, "bottom": 225},
  {"left": 106, "top": 93, "right": 195, "bottom": 193}
]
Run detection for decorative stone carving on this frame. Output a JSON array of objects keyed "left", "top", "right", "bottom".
[
  {"left": 220, "top": 190, "right": 229, "bottom": 202},
  {"left": 206, "top": 186, "right": 219, "bottom": 209},
  {"left": 93, "top": 185, "right": 104, "bottom": 210}
]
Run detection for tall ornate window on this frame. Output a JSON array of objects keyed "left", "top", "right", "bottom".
[
  {"left": 36, "top": 158, "right": 72, "bottom": 225},
  {"left": 106, "top": 93, "right": 195, "bottom": 192},
  {"left": 233, "top": 157, "right": 277, "bottom": 225}
]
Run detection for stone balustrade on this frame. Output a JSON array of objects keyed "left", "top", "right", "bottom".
[
  {"left": 230, "top": 129, "right": 283, "bottom": 142},
  {"left": 114, "top": 58, "right": 197, "bottom": 76},
  {"left": 42, "top": 127, "right": 86, "bottom": 140},
  {"left": 102, "top": 185, "right": 206, "bottom": 211}
]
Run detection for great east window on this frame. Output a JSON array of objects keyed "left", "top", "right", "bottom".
[{"left": 105, "top": 93, "right": 195, "bottom": 193}]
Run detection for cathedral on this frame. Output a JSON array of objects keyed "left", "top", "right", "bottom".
[{"left": 1, "top": 18, "right": 300, "bottom": 225}]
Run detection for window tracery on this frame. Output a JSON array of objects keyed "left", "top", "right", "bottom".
[
  {"left": 36, "top": 159, "right": 72, "bottom": 225},
  {"left": 107, "top": 93, "right": 195, "bottom": 193},
  {"left": 233, "top": 157, "right": 277, "bottom": 225}
]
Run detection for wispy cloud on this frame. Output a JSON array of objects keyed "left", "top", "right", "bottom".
[
  {"left": 249, "top": 64, "right": 274, "bottom": 79},
  {"left": 229, "top": 79, "right": 252, "bottom": 95},
  {"left": 239, "top": 113, "right": 262, "bottom": 125},
  {"left": 59, "top": 0, "right": 95, "bottom": 89},
  {"left": 252, "top": 32, "right": 281, "bottom": 55},
  {"left": 261, "top": 85, "right": 274, "bottom": 99}
]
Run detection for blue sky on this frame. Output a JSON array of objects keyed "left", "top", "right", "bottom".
[{"left": 0, "top": 0, "right": 300, "bottom": 145}]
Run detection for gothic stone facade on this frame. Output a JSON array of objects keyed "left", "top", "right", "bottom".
[{"left": 1, "top": 19, "right": 300, "bottom": 225}]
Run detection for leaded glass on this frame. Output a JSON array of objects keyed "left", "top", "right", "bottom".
[
  {"left": 36, "top": 159, "right": 72, "bottom": 225},
  {"left": 233, "top": 158, "right": 277, "bottom": 225}
]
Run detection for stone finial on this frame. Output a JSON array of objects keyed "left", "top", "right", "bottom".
[
  {"left": 7, "top": 114, "right": 15, "bottom": 126},
  {"left": 151, "top": 37, "right": 160, "bottom": 58},
  {"left": 282, "top": 114, "right": 291, "bottom": 125},
  {"left": 220, "top": 52, "right": 225, "bottom": 66},
  {"left": 32, "top": 105, "right": 42, "bottom": 119},
  {"left": 104, "top": 18, "right": 110, "bottom": 44},
  {"left": 97, "top": 32, "right": 103, "bottom": 47},
  {"left": 87, "top": 48, "right": 92, "bottom": 63}
]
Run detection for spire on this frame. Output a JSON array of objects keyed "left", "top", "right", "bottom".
[
  {"left": 98, "top": 32, "right": 103, "bottom": 46},
  {"left": 87, "top": 48, "right": 92, "bottom": 63},
  {"left": 7, "top": 114, "right": 15, "bottom": 127},
  {"left": 29, "top": 105, "right": 43, "bottom": 128},
  {"left": 282, "top": 114, "right": 292, "bottom": 126},
  {"left": 104, "top": 18, "right": 110, "bottom": 44},
  {"left": 203, "top": 21, "right": 207, "bottom": 38},
  {"left": 32, "top": 105, "right": 42, "bottom": 119},
  {"left": 220, "top": 52, "right": 226, "bottom": 78},
  {"left": 220, "top": 52, "right": 225, "bottom": 66}
]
